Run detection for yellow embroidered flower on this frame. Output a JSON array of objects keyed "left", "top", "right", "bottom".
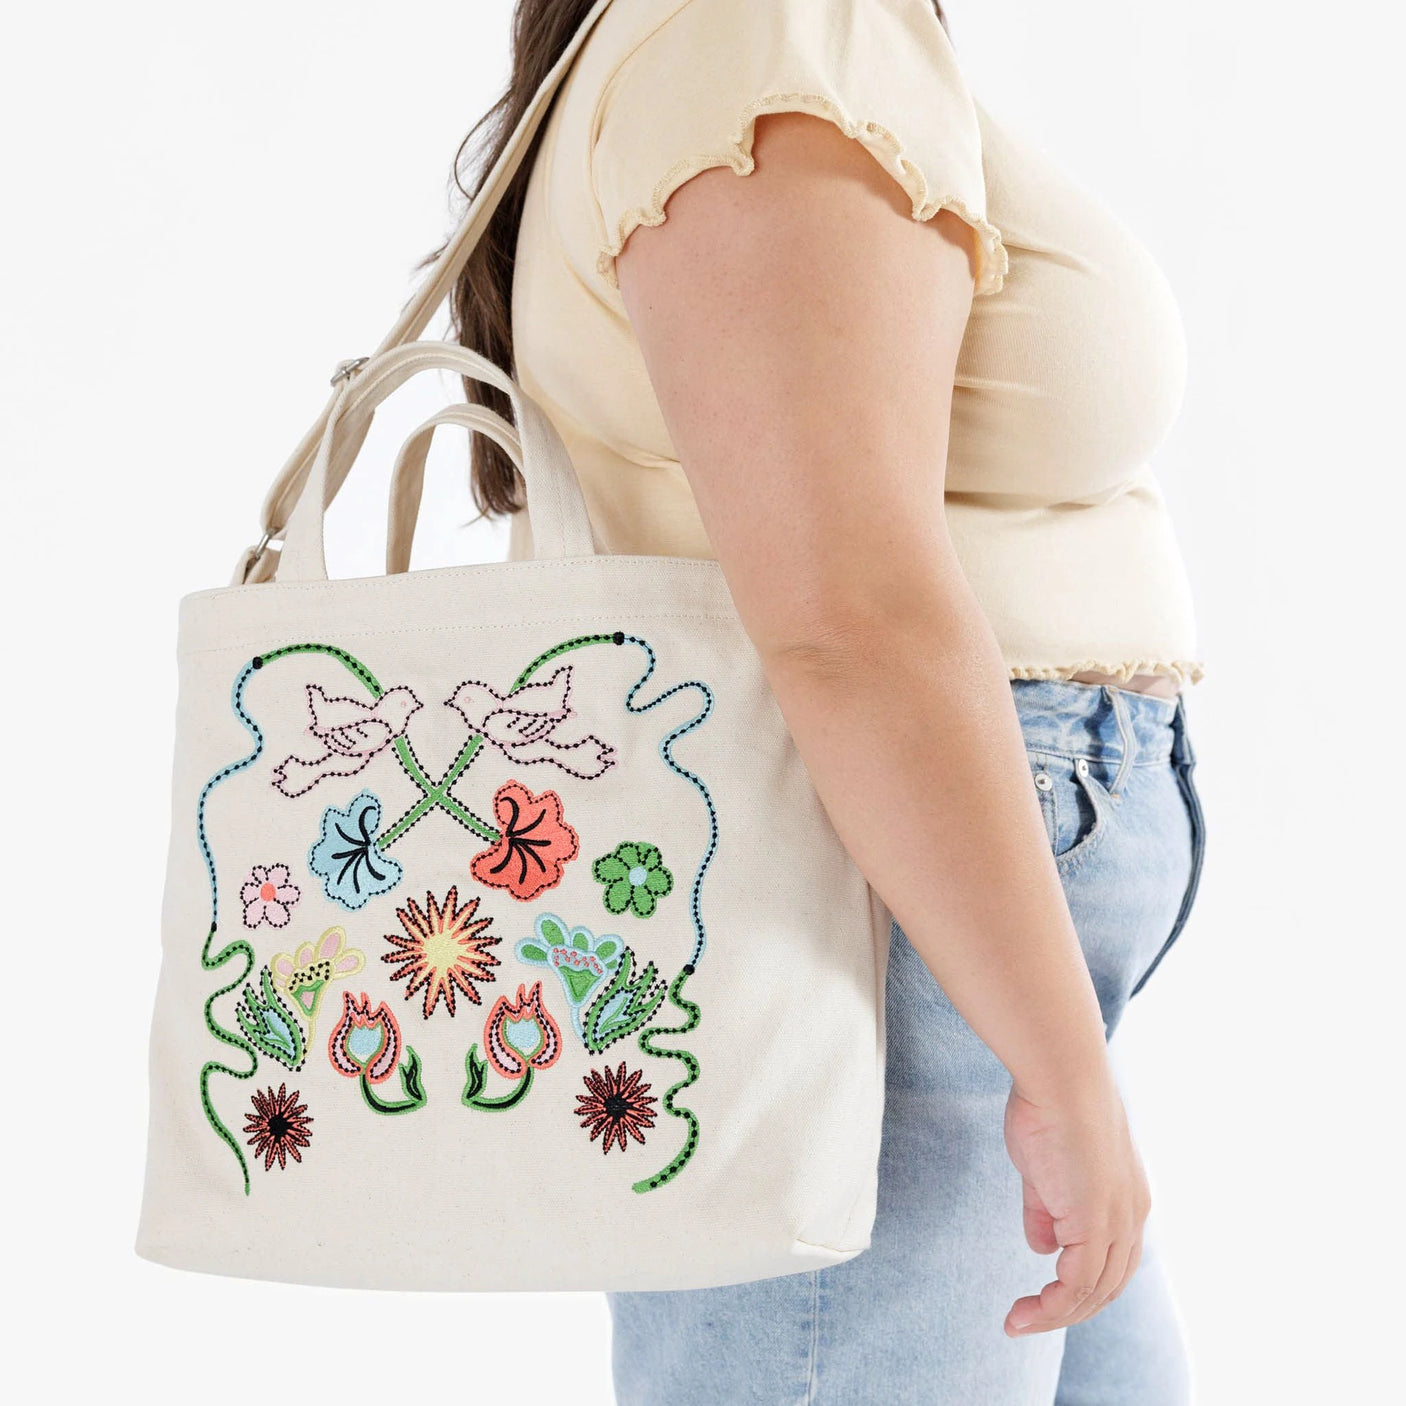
[
  {"left": 270, "top": 926, "right": 366, "bottom": 1039},
  {"left": 382, "top": 888, "right": 500, "bottom": 1018}
]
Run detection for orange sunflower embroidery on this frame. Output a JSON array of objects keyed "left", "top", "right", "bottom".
[{"left": 381, "top": 887, "right": 500, "bottom": 1018}]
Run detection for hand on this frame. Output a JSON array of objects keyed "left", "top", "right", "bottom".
[{"left": 1002, "top": 1077, "right": 1151, "bottom": 1336}]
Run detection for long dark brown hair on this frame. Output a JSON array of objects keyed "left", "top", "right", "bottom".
[{"left": 447, "top": 0, "right": 948, "bottom": 517}]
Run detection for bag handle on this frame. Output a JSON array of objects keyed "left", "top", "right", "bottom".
[
  {"left": 236, "top": 0, "right": 618, "bottom": 585},
  {"left": 385, "top": 404, "right": 524, "bottom": 575},
  {"left": 279, "top": 341, "right": 593, "bottom": 581}
]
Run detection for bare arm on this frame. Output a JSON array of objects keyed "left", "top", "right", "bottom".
[{"left": 615, "top": 113, "right": 1148, "bottom": 1334}]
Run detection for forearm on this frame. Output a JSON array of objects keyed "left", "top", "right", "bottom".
[{"left": 763, "top": 564, "right": 1111, "bottom": 1106}]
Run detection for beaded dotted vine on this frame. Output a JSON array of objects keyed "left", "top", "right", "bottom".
[
  {"left": 195, "top": 632, "right": 717, "bottom": 1196},
  {"left": 507, "top": 632, "right": 717, "bottom": 1192}
]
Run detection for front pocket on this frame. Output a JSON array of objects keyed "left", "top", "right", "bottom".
[{"left": 1030, "top": 754, "right": 1113, "bottom": 872}]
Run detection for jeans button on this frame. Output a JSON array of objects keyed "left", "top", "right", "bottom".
[
  {"left": 1034, "top": 771, "right": 1053, "bottom": 791},
  {"left": 1075, "top": 758, "right": 1090, "bottom": 778}
]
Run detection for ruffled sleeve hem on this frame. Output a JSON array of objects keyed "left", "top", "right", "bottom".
[
  {"left": 595, "top": 91, "right": 1009, "bottom": 297},
  {"left": 1007, "top": 659, "right": 1206, "bottom": 686}
]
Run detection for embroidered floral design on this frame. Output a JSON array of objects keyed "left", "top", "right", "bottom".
[
  {"left": 382, "top": 888, "right": 499, "bottom": 1018},
  {"left": 445, "top": 666, "right": 616, "bottom": 780},
  {"left": 235, "top": 967, "right": 307, "bottom": 1070},
  {"left": 328, "top": 990, "right": 401, "bottom": 1084},
  {"left": 243, "top": 1084, "right": 313, "bottom": 1171},
  {"left": 309, "top": 790, "right": 403, "bottom": 910},
  {"left": 240, "top": 863, "right": 300, "bottom": 928},
  {"left": 484, "top": 981, "right": 562, "bottom": 1079},
  {"left": 197, "top": 632, "right": 717, "bottom": 1195},
  {"left": 272, "top": 683, "right": 421, "bottom": 797},
  {"left": 463, "top": 980, "right": 564, "bottom": 1111},
  {"left": 514, "top": 914, "right": 623, "bottom": 1039},
  {"left": 581, "top": 947, "right": 668, "bottom": 1053},
  {"left": 270, "top": 926, "right": 365, "bottom": 1041},
  {"left": 470, "top": 781, "right": 578, "bottom": 901},
  {"left": 576, "top": 1063, "right": 658, "bottom": 1154},
  {"left": 593, "top": 842, "right": 674, "bottom": 919},
  {"left": 327, "top": 991, "right": 427, "bottom": 1115}
]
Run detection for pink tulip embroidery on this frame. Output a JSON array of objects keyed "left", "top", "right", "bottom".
[
  {"left": 445, "top": 666, "right": 616, "bottom": 780},
  {"left": 484, "top": 981, "right": 563, "bottom": 1080},
  {"left": 462, "top": 980, "right": 563, "bottom": 1111},
  {"left": 272, "top": 684, "right": 422, "bottom": 797},
  {"left": 328, "top": 991, "right": 402, "bottom": 1085},
  {"left": 240, "top": 864, "right": 301, "bottom": 928},
  {"left": 327, "top": 991, "right": 427, "bottom": 1116}
]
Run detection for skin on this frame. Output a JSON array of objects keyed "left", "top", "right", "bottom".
[{"left": 615, "top": 112, "right": 1151, "bottom": 1336}]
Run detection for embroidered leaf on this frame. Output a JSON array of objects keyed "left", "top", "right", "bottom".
[
  {"left": 236, "top": 968, "right": 307, "bottom": 1070},
  {"left": 582, "top": 948, "right": 668, "bottom": 1053},
  {"left": 462, "top": 1045, "right": 490, "bottom": 1106},
  {"left": 399, "top": 1048, "right": 426, "bottom": 1106}
]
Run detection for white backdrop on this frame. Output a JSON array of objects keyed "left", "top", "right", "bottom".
[{"left": 3, "top": 2, "right": 1400, "bottom": 1402}]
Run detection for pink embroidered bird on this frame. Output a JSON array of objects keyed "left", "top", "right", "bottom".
[
  {"left": 272, "top": 684, "right": 422, "bottom": 797},
  {"left": 445, "top": 666, "right": 616, "bottom": 780}
]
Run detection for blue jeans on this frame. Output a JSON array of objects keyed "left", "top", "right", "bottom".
[{"left": 608, "top": 679, "right": 1206, "bottom": 1404}]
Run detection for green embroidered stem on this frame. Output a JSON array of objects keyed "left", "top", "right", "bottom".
[
  {"left": 462, "top": 1045, "right": 535, "bottom": 1110},
  {"left": 358, "top": 1047, "right": 428, "bottom": 1115},
  {"left": 511, "top": 633, "right": 619, "bottom": 691},
  {"left": 256, "top": 643, "right": 499, "bottom": 845},
  {"left": 195, "top": 658, "right": 274, "bottom": 1195},
  {"left": 380, "top": 735, "right": 495, "bottom": 845},
  {"left": 382, "top": 632, "right": 618, "bottom": 845},
  {"left": 258, "top": 641, "right": 384, "bottom": 695},
  {"left": 198, "top": 924, "right": 258, "bottom": 1195},
  {"left": 632, "top": 967, "right": 702, "bottom": 1194}
]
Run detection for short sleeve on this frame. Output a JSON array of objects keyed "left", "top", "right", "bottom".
[{"left": 589, "top": 0, "right": 1008, "bottom": 295}]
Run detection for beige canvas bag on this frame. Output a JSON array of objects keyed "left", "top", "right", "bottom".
[{"left": 137, "top": 0, "right": 889, "bottom": 1292}]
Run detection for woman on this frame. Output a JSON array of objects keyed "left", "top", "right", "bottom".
[{"left": 451, "top": 0, "right": 1204, "bottom": 1400}]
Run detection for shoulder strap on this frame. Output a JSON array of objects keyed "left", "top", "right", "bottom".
[{"left": 238, "top": 0, "right": 617, "bottom": 584}]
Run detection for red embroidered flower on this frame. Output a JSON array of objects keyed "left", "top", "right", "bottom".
[
  {"left": 243, "top": 1083, "right": 313, "bottom": 1171},
  {"left": 470, "top": 780, "right": 579, "bottom": 901},
  {"left": 484, "top": 981, "right": 563, "bottom": 1080},
  {"left": 327, "top": 991, "right": 402, "bottom": 1085},
  {"left": 575, "top": 1062, "right": 658, "bottom": 1154}
]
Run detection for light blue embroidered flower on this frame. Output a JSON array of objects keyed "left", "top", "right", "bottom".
[
  {"left": 515, "top": 912, "right": 622, "bottom": 1039},
  {"left": 308, "top": 790, "right": 402, "bottom": 910}
]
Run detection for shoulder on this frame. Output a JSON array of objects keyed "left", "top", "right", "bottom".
[{"left": 579, "top": 0, "right": 1006, "bottom": 294}]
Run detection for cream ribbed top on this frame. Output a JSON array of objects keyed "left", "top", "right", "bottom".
[{"left": 509, "top": 0, "right": 1202, "bottom": 684}]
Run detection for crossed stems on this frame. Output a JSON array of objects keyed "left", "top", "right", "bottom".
[
  {"left": 256, "top": 636, "right": 619, "bottom": 849},
  {"left": 248, "top": 636, "right": 705, "bottom": 1191}
]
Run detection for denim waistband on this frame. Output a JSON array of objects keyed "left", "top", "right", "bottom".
[{"left": 1009, "top": 678, "right": 1190, "bottom": 768}]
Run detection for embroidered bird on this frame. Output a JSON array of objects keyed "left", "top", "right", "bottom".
[
  {"left": 272, "top": 684, "right": 422, "bottom": 797},
  {"left": 445, "top": 666, "right": 616, "bottom": 780}
]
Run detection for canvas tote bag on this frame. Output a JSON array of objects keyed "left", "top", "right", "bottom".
[{"left": 137, "top": 0, "right": 889, "bottom": 1292}]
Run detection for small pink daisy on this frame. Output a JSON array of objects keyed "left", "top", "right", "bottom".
[{"left": 241, "top": 864, "right": 301, "bottom": 928}]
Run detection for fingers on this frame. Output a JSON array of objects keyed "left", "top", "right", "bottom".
[
  {"left": 1075, "top": 1237, "right": 1132, "bottom": 1326},
  {"left": 1021, "top": 1177, "right": 1058, "bottom": 1255},
  {"left": 1005, "top": 1224, "right": 1147, "bottom": 1337},
  {"left": 1005, "top": 1239, "right": 1108, "bottom": 1336}
]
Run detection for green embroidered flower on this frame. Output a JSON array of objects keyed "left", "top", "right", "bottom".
[{"left": 592, "top": 842, "right": 674, "bottom": 919}]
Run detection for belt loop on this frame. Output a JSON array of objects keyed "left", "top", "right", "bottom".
[{"left": 1103, "top": 685, "right": 1135, "bottom": 797}]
